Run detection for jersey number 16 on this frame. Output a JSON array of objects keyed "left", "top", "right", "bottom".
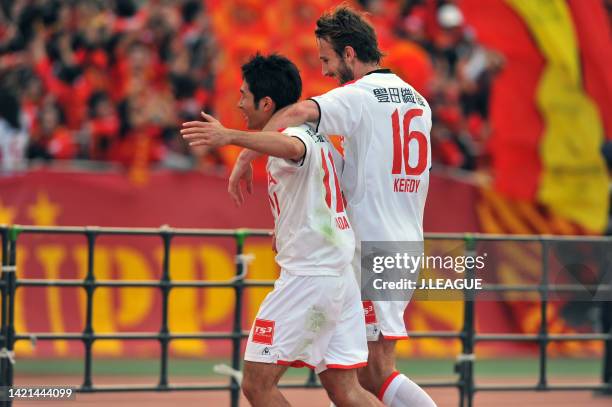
[{"left": 391, "top": 108, "right": 428, "bottom": 176}]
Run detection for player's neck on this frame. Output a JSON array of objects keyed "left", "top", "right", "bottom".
[{"left": 353, "top": 62, "right": 381, "bottom": 80}]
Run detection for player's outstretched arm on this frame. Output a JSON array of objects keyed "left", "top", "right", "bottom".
[
  {"left": 229, "top": 130, "right": 305, "bottom": 160},
  {"left": 181, "top": 112, "right": 305, "bottom": 206},
  {"left": 181, "top": 113, "right": 304, "bottom": 160}
]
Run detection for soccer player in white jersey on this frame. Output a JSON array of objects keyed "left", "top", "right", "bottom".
[
  {"left": 182, "top": 54, "right": 383, "bottom": 407},
  {"left": 220, "top": 7, "right": 438, "bottom": 407}
]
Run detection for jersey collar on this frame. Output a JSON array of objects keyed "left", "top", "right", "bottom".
[{"left": 364, "top": 68, "right": 393, "bottom": 76}]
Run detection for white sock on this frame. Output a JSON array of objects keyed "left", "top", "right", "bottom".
[{"left": 380, "top": 372, "right": 437, "bottom": 407}]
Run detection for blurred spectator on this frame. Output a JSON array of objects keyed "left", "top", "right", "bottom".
[
  {"left": 27, "top": 97, "right": 76, "bottom": 161},
  {"left": 86, "top": 91, "right": 120, "bottom": 161},
  {"left": 0, "top": 88, "right": 28, "bottom": 172}
]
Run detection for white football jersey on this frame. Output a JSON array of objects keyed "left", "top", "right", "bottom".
[
  {"left": 267, "top": 124, "right": 355, "bottom": 276},
  {"left": 311, "top": 69, "right": 432, "bottom": 243}
]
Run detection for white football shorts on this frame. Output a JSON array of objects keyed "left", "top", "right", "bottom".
[
  {"left": 244, "top": 265, "right": 368, "bottom": 374},
  {"left": 353, "top": 244, "right": 411, "bottom": 341}
]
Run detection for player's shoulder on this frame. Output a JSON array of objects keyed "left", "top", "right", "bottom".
[{"left": 283, "top": 123, "right": 316, "bottom": 137}]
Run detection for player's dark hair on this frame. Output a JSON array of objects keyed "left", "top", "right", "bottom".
[
  {"left": 241, "top": 54, "right": 302, "bottom": 112},
  {"left": 315, "top": 5, "right": 383, "bottom": 64}
]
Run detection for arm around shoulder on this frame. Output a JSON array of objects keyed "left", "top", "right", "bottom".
[
  {"left": 263, "top": 100, "right": 320, "bottom": 132},
  {"left": 229, "top": 129, "right": 305, "bottom": 161}
]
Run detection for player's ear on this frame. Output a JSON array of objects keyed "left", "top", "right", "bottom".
[
  {"left": 343, "top": 46, "right": 356, "bottom": 61},
  {"left": 262, "top": 96, "right": 275, "bottom": 113}
]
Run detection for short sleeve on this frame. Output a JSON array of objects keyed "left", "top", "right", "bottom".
[
  {"left": 310, "top": 85, "right": 364, "bottom": 138},
  {"left": 274, "top": 125, "right": 315, "bottom": 171}
]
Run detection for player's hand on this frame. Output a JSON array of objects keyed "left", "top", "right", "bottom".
[
  {"left": 181, "top": 112, "right": 231, "bottom": 148},
  {"left": 228, "top": 152, "right": 254, "bottom": 207}
]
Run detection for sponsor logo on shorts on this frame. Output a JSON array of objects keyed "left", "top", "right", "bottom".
[
  {"left": 252, "top": 319, "right": 275, "bottom": 345},
  {"left": 262, "top": 347, "right": 271, "bottom": 356},
  {"left": 363, "top": 301, "right": 377, "bottom": 324}
]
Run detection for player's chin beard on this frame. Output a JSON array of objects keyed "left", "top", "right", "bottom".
[{"left": 338, "top": 61, "right": 354, "bottom": 84}]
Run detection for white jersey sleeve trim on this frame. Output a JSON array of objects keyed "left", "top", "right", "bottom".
[{"left": 277, "top": 125, "right": 314, "bottom": 169}]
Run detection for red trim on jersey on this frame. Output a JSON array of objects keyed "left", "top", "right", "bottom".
[
  {"left": 381, "top": 334, "right": 409, "bottom": 340},
  {"left": 378, "top": 371, "right": 401, "bottom": 400},
  {"left": 327, "top": 151, "right": 344, "bottom": 213},
  {"left": 327, "top": 362, "right": 368, "bottom": 370},
  {"left": 277, "top": 360, "right": 316, "bottom": 369},
  {"left": 320, "top": 149, "right": 332, "bottom": 208},
  {"left": 277, "top": 127, "right": 287, "bottom": 133}
]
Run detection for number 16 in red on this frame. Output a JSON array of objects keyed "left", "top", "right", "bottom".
[{"left": 391, "top": 108, "right": 428, "bottom": 176}]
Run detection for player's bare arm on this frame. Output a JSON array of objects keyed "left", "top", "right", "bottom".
[
  {"left": 181, "top": 112, "right": 305, "bottom": 161},
  {"left": 224, "top": 101, "right": 318, "bottom": 163},
  {"left": 223, "top": 100, "right": 319, "bottom": 205},
  {"left": 223, "top": 100, "right": 319, "bottom": 164}
]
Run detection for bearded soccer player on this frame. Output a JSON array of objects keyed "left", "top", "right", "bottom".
[
  {"left": 198, "top": 7, "right": 437, "bottom": 407},
  {"left": 182, "top": 54, "right": 383, "bottom": 407}
]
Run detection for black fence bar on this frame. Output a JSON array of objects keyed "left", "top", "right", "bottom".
[
  {"left": 0, "top": 227, "right": 7, "bottom": 390},
  {"left": 11, "top": 331, "right": 610, "bottom": 342},
  {"left": 231, "top": 230, "right": 247, "bottom": 407},
  {"left": 538, "top": 240, "right": 549, "bottom": 390},
  {"left": 477, "top": 333, "right": 612, "bottom": 341},
  {"left": 476, "top": 384, "right": 612, "bottom": 392},
  {"left": 81, "top": 384, "right": 232, "bottom": 392},
  {"left": 82, "top": 231, "right": 96, "bottom": 391},
  {"left": 159, "top": 232, "right": 172, "bottom": 389},
  {"left": 458, "top": 236, "right": 477, "bottom": 407},
  {"left": 480, "top": 284, "right": 612, "bottom": 292},
  {"left": 0, "top": 227, "right": 18, "bottom": 407},
  {"left": 6, "top": 230, "right": 17, "bottom": 389},
  {"left": 0, "top": 226, "right": 611, "bottom": 407}
]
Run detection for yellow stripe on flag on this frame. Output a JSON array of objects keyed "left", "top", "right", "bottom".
[{"left": 507, "top": 0, "right": 609, "bottom": 232}]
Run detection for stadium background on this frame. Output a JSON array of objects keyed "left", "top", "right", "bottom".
[{"left": 0, "top": 0, "right": 611, "bottom": 405}]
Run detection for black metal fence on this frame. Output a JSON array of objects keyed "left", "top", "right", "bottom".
[{"left": 0, "top": 225, "right": 611, "bottom": 407}]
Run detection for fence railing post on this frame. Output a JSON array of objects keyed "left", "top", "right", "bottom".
[
  {"left": 599, "top": 239, "right": 612, "bottom": 394},
  {"left": 538, "top": 240, "right": 549, "bottom": 390},
  {"left": 82, "top": 229, "right": 97, "bottom": 391},
  {"left": 159, "top": 229, "right": 172, "bottom": 389},
  {"left": 1, "top": 226, "right": 20, "bottom": 407},
  {"left": 0, "top": 227, "right": 7, "bottom": 389},
  {"left": 457, "top": 235, "right": 477, "bottom": 407},
  {"left": 231, "top": 229, "right": 248, "bottom": 407}
]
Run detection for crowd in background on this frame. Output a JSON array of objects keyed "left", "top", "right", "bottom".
[
  {"left": 0, "top": 0, "right": 608, "bottom": 175},
  {"left": 0, "top": 0, "right": 220, "bottom": 173}
]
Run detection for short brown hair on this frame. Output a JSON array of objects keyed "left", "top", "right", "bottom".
[{"left": 315, "top": 5, "right": 383, "bottom": 64}]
